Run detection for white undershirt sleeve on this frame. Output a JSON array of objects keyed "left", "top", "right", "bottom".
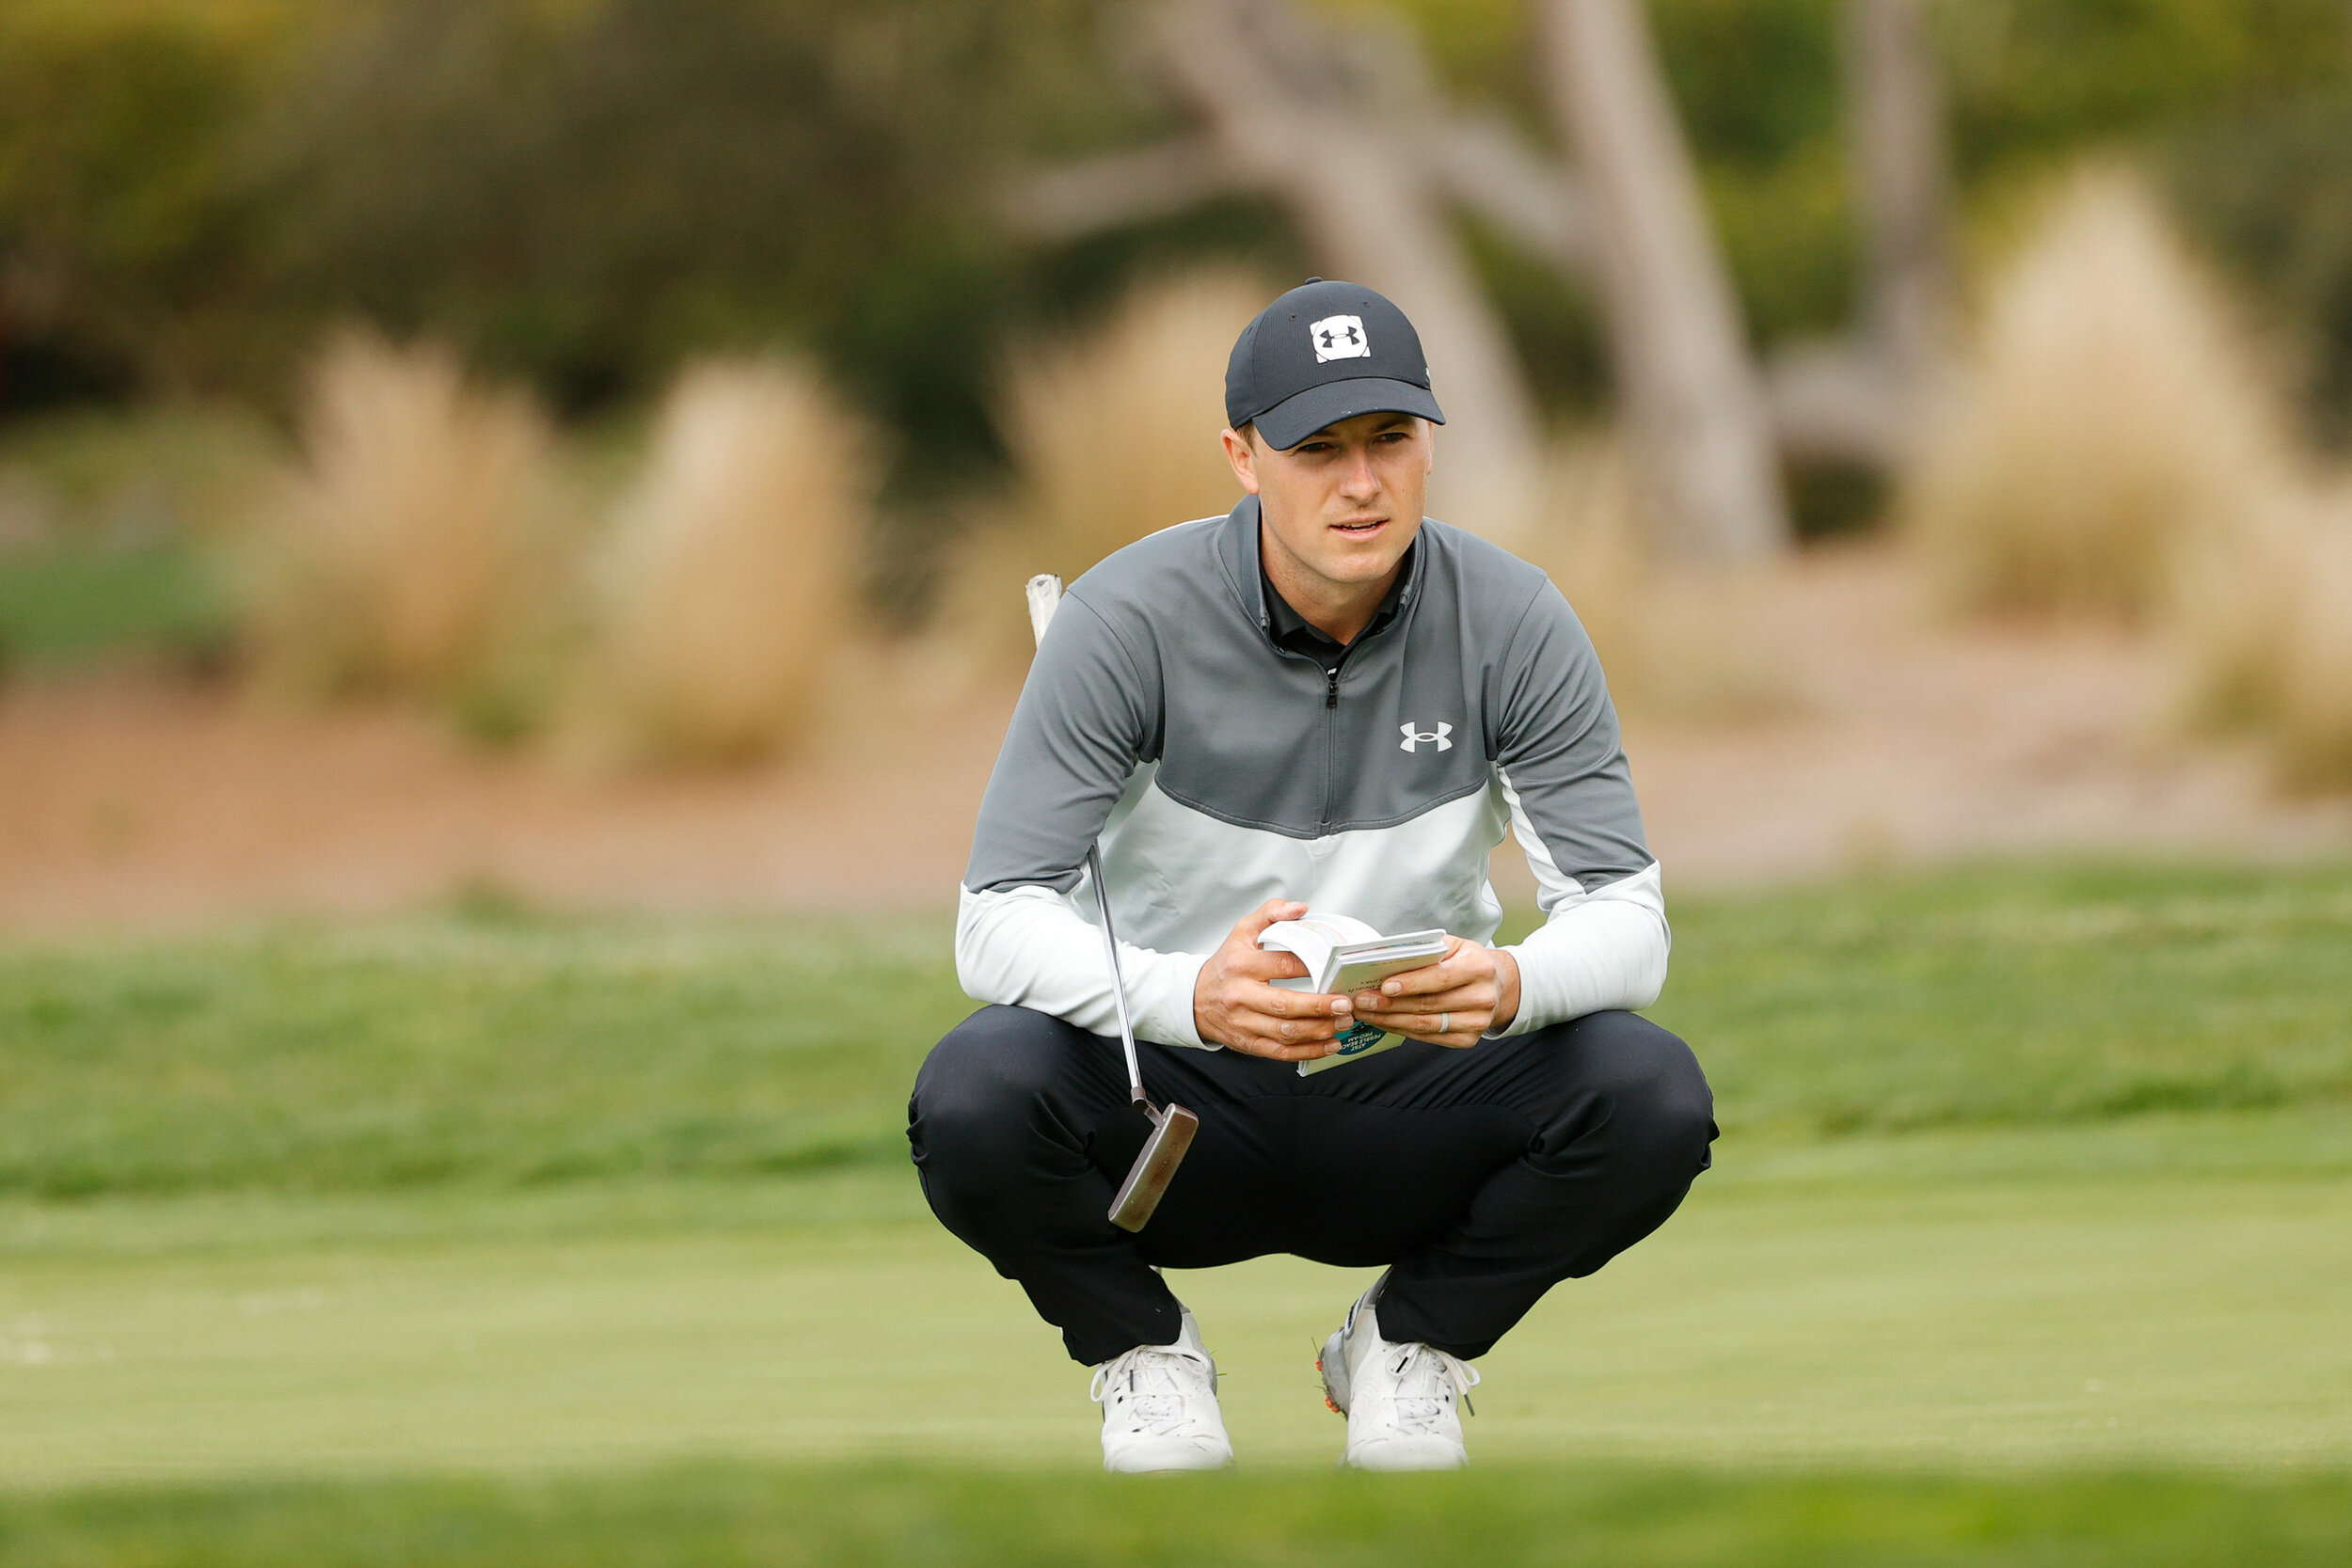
[
  {"left": 1490, "top": 773, "right": 1670, "bottom": 1036},
  {"left": 956, "top": 881, "right": 1214, "bottom": 1049}
]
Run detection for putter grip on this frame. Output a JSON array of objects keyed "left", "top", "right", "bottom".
[{"left": 1025, "top": 574, "right": 1062, "bottom": 647}]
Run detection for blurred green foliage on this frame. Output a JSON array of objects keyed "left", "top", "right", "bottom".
[
  {"left": 0, "top": 0, "right": 298, "bottom": 404},
  {"left": 2, "top": 862, "right": 2344, "bottom": 1197},
  {"left": 2, "top": 0, "right": 1138, "bottom": 499},
  {"left": 2, "top": 1461, "right": 2349, "bottom": 1567},
  {"left": 0, "top": 403, "right": 277, "bottom": 535},
  {"left": 1933, "top": 0, "right": 2352, "bottom": 175},
  {"left": 2169, "top": 99, "right": 2352, "bottom": 446},
  {"left": 1380, "top": 0, "right": 2352, "bottom": 356},
  {"left": 250, "top": 0, "right": 1119, "bottom": 471},
  {"left": 8, "top": 1, "right": 2352, "bottom": 491},
  {"left": 0, "top": 404, "right": 272, "bottom": 670},
  {"left": 0, "top": 542, "right": 233, "bottom": 670}
]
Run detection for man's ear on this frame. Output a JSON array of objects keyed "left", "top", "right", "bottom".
[{"left": 1220, "top": 426, "right": 1263, "bottom": 496}]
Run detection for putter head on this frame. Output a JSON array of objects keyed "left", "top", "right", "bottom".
[{"left": 1107, "top": 1102, "right": 1199, "bottom": 1232}]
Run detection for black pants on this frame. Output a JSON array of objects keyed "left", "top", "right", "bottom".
[{"left": 908, "top": 1005, "right": 1716, "bottom": 1366}]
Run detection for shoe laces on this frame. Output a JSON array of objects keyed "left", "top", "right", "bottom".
[
  {"left": 1090, "top": 1344, "right": 1216, "bottom": 1437},
  {"left": 1382, "top": 1342, "right": 1480, "bottom": 1431}
]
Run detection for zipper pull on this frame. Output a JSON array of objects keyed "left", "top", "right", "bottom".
[{"left": 1325, "top": 668, "right": 1340, "bottom": 708}]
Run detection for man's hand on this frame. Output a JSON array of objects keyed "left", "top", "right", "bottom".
[
  {"left": 1350, "top": 937, "right": 1519, "bottom": 1048},
  {"left": 1193, "top": 900, "right": 1359, "bottom": 1061}
]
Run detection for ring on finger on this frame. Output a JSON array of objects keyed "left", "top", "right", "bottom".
[{"left": 1437, "top": 1011, "right": 1450, "bottom": 1036}]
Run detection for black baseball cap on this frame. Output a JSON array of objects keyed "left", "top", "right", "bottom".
[{"left": 1224, "top": 278, "right": 1446, "bottom": 450}]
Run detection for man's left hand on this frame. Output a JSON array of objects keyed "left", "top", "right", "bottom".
[{"left": 1351, "top": 937, "right": 1519, "bottom": 1048}]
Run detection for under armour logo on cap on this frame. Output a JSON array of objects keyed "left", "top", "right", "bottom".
[
  {"left": 1225, "top": 280, "right": 1444, "bottom": 450},
  {"left": 1310, "top": 314, "right": 1370, "bottom": 362},
  {"left": 1399, "top": 721, "right": 1453, "bottom": 752}
]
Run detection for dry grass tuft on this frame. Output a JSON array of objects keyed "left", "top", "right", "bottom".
[
  {"left": 1520, "top": 433, "right": 1647, "bottom": 670},
  {"left": 1519, "top": 432, "right": 1792, "bottom": 721},
  {"left": 2273, "top": 520, "right": 2352, "bottom": 790},
  {"left": 246, "top": 332, "right": 552, "bottom": 700},
  {"left": 1903, "top": 166, "right": 2299, "bottom": 625},
  {"left": 932, "top": 271, "right": 1263, "bottom": 665},
  {"left": 1002, "top": 270, "right": 1261, "bottom": 575},
  {"left": 580, "top": 358, "right": 871, "bottom": 766},
  {"left": 2176, "top": 493, "right": 2352, "bottom": 792}
]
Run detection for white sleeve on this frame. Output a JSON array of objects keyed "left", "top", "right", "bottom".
[
  {"left": 956, "top": 882, "right": 1215, "bottom": 1049},
  {"left": 1489, "top": 777, "right": 1670, "bottom": 1036}
]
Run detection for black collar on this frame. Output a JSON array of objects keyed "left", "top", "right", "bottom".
[{"left": 1259, "top": 540, "right": 1416, "bottom": 670}]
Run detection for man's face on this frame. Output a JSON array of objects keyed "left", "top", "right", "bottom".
[{"left": 1221, "top": 412, "right": 1433, "bottom": 594}]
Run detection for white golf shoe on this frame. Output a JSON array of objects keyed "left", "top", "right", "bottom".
[
  {"left": 1089, "top": 1307, "right": 1233, "bottom": 1473},
  {"left": 1318, "top": 1288, "right": 1480, "bottom": 1471}
]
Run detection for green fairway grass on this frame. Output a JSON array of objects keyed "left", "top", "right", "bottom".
[
  {"left": 1664, "top": 862, "right": 2352, "bottom": 1134},
  {"left": 3, "top": 863, "right": 2346, "bottom": 1196},
  {"left": 3, "top": 1462, "right": 2348, "bottom": 1568},
  {"left": 0, "top": 863, "right": 2344, "bottom": 1560},
  {"left": 4, "top": 1113, "right": 2347, "bottom": 1485}
]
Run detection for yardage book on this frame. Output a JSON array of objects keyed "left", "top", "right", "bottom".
[{"left": 1259, "top": 913, "right": 1450, "bottom": 1077}]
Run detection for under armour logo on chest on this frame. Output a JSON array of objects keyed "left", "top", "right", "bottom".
[{"left": 1399, "top": 721, "right": 1453, "bottom": 752}]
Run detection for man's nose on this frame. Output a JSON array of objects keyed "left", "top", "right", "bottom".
[{"left": 1337, "top": 447, "right": 1379, "bottom": 499}]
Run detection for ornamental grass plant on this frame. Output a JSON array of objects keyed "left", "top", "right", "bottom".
[
  {"left": 1899, "top": 162, "right": 2352, "bottom": 791},
  {"left": 2175, "top": 492, "right": 2352, "bottom": 791},
  {"left": 934, "top": 270, "right": 1267, "bottom": 668},
  {"left": 244, "top": 332, "right": 554, "bottom": 701},
  {"left": 1522, "top": 431, "right": 1790, "bottom": 721},
  {"left": 1000, "top": 270, "right": 1264, "bottom": 578},
  {"left": 1901, "top": 166, "right": 2299, "bottom": 626},
  {"left": 579, "top": 358, "right": 871, "bottom": 765},
  {"left": 2269, "top": 516, "right": 2352, "bottom": 788}
]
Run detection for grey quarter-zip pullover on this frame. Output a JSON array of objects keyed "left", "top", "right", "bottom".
[{"left": 957, "top": 495, "right": 1668, "bottom": 1046}]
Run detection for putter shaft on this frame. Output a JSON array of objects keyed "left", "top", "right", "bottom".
[
  {"left": 1086, "top": 844, "right": 1149, "bottom": 1111},
  {"left": 1028, "top": 573, "right": 1194, "bottom": 1231}
]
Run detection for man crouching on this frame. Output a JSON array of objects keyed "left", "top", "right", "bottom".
[{"left": 909, "top": 279, "right": 1715, "bottom": 1472}]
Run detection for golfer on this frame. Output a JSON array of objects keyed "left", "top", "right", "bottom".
[{"left": 909, "top": 279, "right": 1715, "bottom": 1472}]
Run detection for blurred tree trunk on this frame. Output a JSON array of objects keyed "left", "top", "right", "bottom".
[
  {"left": 1146, "top": 0, "right": 1543, "bottom": 542},
  {"left": 1537, "top": 0, "right": 1791, "bottom": 563},
  {"left": 1767, "top": 0, "right": 1956, "bottom": 466},
  {"left": 1848, "top": 0, "right": 1954, "bottom": 399},
  {"left": 1012, "top": 0, "right": 1549, "bottom": 545}
]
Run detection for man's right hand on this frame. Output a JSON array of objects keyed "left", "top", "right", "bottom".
[{"left": 1192, "top": 900, "right": 1354, "bottom": 1061}]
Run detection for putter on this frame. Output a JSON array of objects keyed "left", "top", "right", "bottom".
[{"left": 1027, "top": 574, "right": 1200, "bottom": 1232}]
